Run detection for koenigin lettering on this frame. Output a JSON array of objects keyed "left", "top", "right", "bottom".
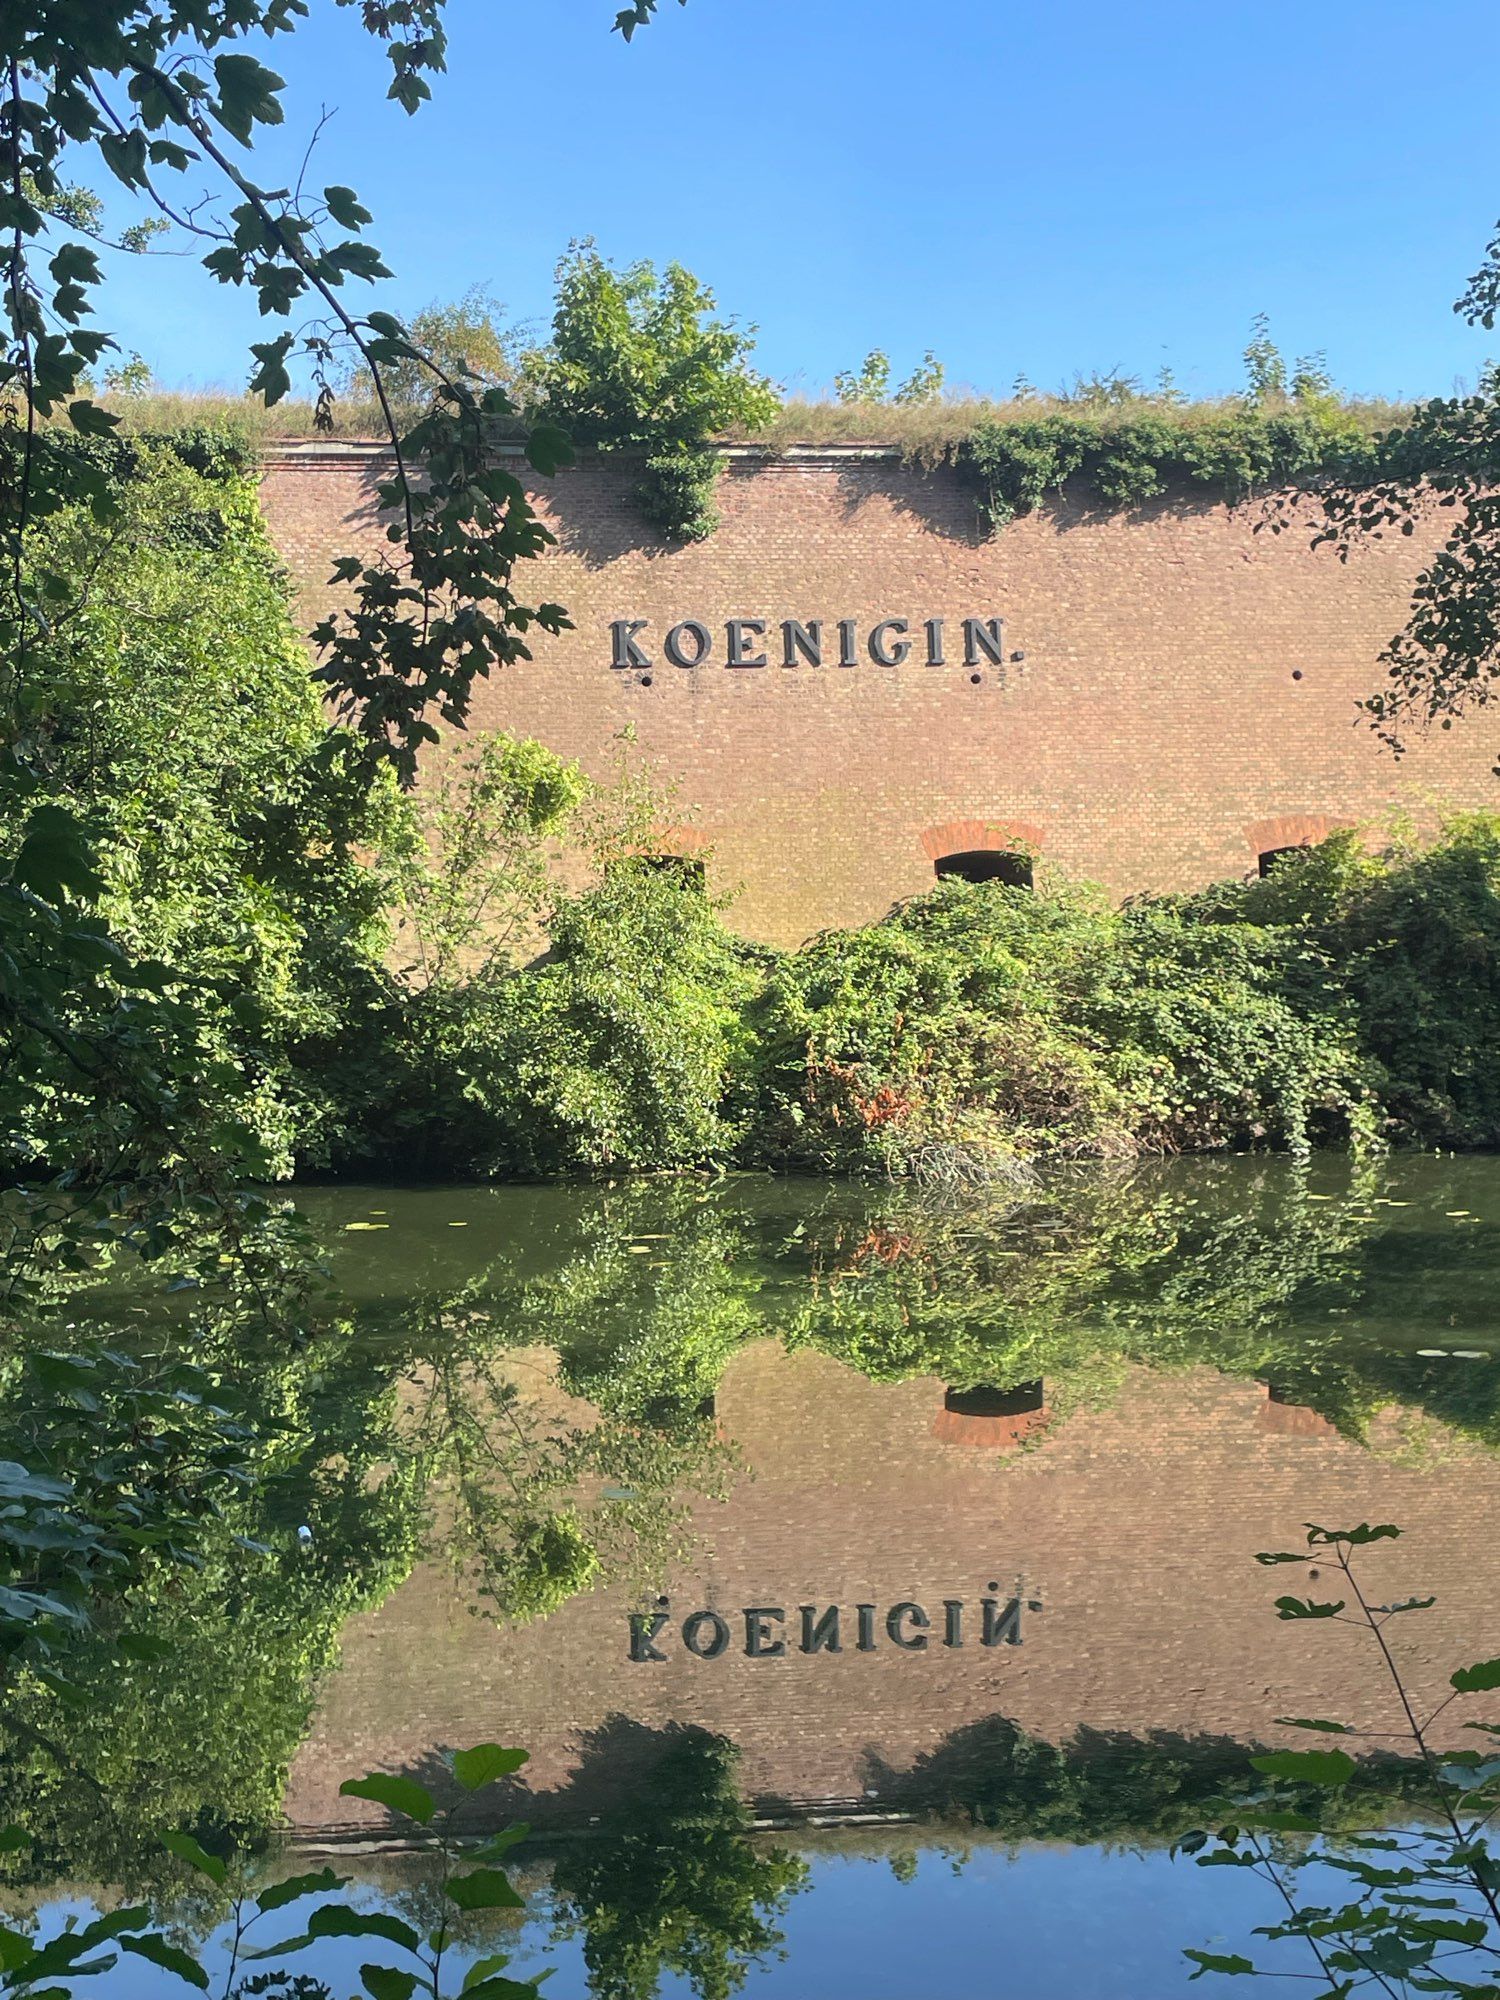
[
  {"left": 610, "top": 617, "right": 1011, "bottom": 673},
  {"left": 627, "top": 1591, "right": 1042, "bottom": 1662}
]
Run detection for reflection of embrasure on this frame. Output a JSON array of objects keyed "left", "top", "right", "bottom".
[
  {"left": 933, "top": 1380, "right": 1050, "bottom": 1449},
  {"left": 286, "top": 1344, "right": 1500, "bottom": 1837}
]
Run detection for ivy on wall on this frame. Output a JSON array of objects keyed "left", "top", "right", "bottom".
[{"left": 956, "top": 405, "right": 1385, "bottom": 530}]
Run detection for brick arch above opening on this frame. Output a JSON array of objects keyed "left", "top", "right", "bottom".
[
  {"left": 1243, "top": 813, "right": 1351, "bottom": 861},
  {"left": 919, "top": 818, "right": 1047, "bottom": 863},
  {"left": 636, "top": 824, "right": 711, "bottom": 858}
]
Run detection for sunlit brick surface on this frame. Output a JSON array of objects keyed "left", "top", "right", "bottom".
[
  {"left": 260, "top": 444, "right": 1497, "bottom": 946},
  {"left": 284, "top": 1349, "right": 1500, "bottom": 1836}
]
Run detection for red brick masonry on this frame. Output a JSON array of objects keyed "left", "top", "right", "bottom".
[
  {"left": 284, "top": 1352, "right": 1500, "bottom": 1836},
  {"left": 259, "top": 443, "right": 1498, "bottom": 945}
]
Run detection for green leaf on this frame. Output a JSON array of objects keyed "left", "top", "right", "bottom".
[
  {"left": 247, "top": 334, "right": 295, "bottom": 407},
  {"left": 119, "top": 1933, "right": 211, "bottom": 1989},
  {"left": 256, "top": 1866, "right": 348, "bottom": 1914},
  {"left": 0, "top": 1826, "right": 32, "bottom": 1854},
  {"left": 0, "top": 1924, "right": 35, "bottom": 1971},
  {"left": 67, "top": 398, "right": 120, "bottom": 436},
  {"left": 338, "top": 1773, "right": 435, "bottom": 1825},
  {"left": 1250, "top": 1748, "right": 1356, "bottom": 1786},
  {"left": 212, "top": 55, "right": 286, "bottom": 144},
  {"left": 361, "top": 1967, "right": 417, "bottom": 2000},
  {"left": 306, "top": 1904, "right": 421, "bottom": 1953},
  {"left": 1253, "top": 1552, "right": 1308, "bottom": 1566},
  {"left": 1304, "top": 1522, "right": 1400, "bottom": 1546},
  {"left": 445, "top": 1867, "right": 524, "bottom": 1913},
  {"left": 1185, "top": 1950, "right": 1255, "bottom": 1978},
  {"left": 451, "top": 1744, "right": 528, "bottom": 1792},
  {"left": 162, "top": 1830, "right": 227, "bottom": 1885},
  {"left": 1452, "top": 1658, "right": 1500, "bottom": 1692},
  {"left": 11, "top": 805, "right": 102, "bottom": 902},
  {"left": 461, "top": 1980, "right": 543, "bottom": 1998},
  {"left": 525, "top": 423, "right": 575, "bottom": 477},
  {"left": 324, "top": 185, "right": 373, "bottom": 229},
  {"left": 117, "top": 1632, "right": 176, "bottom": 1662},
  {"left": 1274, "top": 1717, "right": 1353, "bottom": 1733},
  {"left": 1274, "top": 1596, "right": 1345, "bottom": 1619},
  {"left": 463, "top": 1954, "right": 513, "bottom": 1991}
]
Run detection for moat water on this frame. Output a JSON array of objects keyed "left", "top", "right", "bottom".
[{"left": 16, "top": 1156, "right": 1500, "bottom": 1996}]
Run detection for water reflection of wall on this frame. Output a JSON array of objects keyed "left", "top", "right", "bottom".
[{"left": 286, "top": 1345, "right": 1500, "bottom": 1836}]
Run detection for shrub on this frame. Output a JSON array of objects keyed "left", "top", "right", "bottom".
[
  {"left": 7, "top": 440, "right": 406, "bottom": 1176},
  {"left": 371, "top": 860, "right": 765, "bottom": 1176},
  {"left": 746, "top": 873, "right": 1375, "bottom": 1176}
]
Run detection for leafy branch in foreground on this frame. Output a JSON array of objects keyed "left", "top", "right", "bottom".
[
  {"left": 3, "top": 0, "right": 694, "bottom": 780},
  {"left": 1179, "top": 1524, "right": 1500, "bottom": 1997},
  {"left": 0, "top": 1743, "right": 540, "bottom": 1998},
  {"left": 1301, "top": 228, "right": 1500, "bottom": 759}
]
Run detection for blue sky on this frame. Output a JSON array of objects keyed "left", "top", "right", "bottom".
[{"left": 98, "top": 0, "right": 1500, "bottom": 403}]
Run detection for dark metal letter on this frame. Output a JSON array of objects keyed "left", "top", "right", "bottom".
[
  {"left": 726, "top": 618, "right": 768, "bottom": 668},
  {"left": 837, "top": 619, "right": 859, "bottom": 668},
  {"left": 610, "top": 619, "right": 651, "bottom": 669},
  {"left": 963, "top": 617, "right": 1006, "bottom": 667},
  {"left": 924, "top": 617, "right": 946, "bottom": 666},
  {"left": 629, "top": 1611, "right": 669, "bottom": 1662},
  {"left": 982, "top": 1596, "right": 1023, "bottom": 1647},
  {"left": 782, "top": 619, "right": 823, "bottom": 668},
  {"left": 799, "top": 1604, "right": 842, "bottom": 1654},
  {"left": 744, "top": 1607, "right": 786, "bottom": 1658},
  {"left": 886, "top": 1602, "right": 930, "bottom": 1651},
  {"left": 943, "top": 1599, "right": 964, "bottom": 1648},
  {"left": 664, "top": 620, "right": 712, "bottom": 669},
  {"left": 856, "top": 1603, "right": 877, "bottom": 1652},
  {"left": 682, "top": 1610, "right": 730, "bottom": 1659},
  {"left": 867, "top": 619, "right": 911, "bottom": 667}
]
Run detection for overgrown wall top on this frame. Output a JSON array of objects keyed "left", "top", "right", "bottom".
[{"left": 259, "top": 442, "right": 1497, "bottom": 945}]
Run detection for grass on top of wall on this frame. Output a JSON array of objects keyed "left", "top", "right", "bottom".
[{"left": 77, "top": 384, "right": 1412, "bottom": 457}]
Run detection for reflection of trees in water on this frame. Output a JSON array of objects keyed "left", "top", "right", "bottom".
[
  {"left": 547, "top": 1727, "right": 807, "bottom": 2000},
  {"left": 508, "top": 1165, "right": 1500, "bottom": 1453},
  {"left": 860, "top": 1714, "right": 1430, "bottom": 1847}
]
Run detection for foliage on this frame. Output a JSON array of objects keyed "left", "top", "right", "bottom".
[
  {"left": 549, "top": 1731, "right": 807, "bottom": 2000},
  {"left": 834, "top": 349, "right": 946, "bottom": 407},
  {"left": 527, "top": 244, "right": 778, "bottom": 539},
  {"left": 341, "top": 287, "right": 520, "bottom": 415},
  {"left": 1180, "top": 1526, "right": 1500, "bottom": 1999},
  {"left": 7, "top": 442, "right": 408, "bottom": 1175},
  {"left": 746, "top": 869, "right": 1375, "bottom": 1177},
  {"left": 369, "top": 859, "right": 765, "bottom": 1177},
  {"left": 960, "top": 398, "right": 1375, "bottom": 529},
  {"left": 0, "top": 0, "right": 620, "bottom": 786},
  {"left": 1301, "top": 228, "right": 1500, "bottom": 753},
  {"left": 348, "top": 818, "right": 1500, "bottom": 1182},
  {"left": 0, "top": 1744, "right": 544, "bottom": 1998}
]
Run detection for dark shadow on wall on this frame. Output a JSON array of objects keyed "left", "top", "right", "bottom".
[
  {"left": 536, "top": 457, "right": 679, "bottom": 572},
  {"left": 826, "top": 454, "right": 988, "bottom": 546}
]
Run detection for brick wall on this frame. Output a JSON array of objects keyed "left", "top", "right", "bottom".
[
  {"left": 259, "top": 443, "right": 1498, "bottom": 947},
  {"left": 284, "top": 1349, "right": 1500, "bottom": 1836}
]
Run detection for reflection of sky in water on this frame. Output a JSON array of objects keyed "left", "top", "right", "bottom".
[{"left": 35, "top": 1844, "right": 1363, "bottom": 1999}]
